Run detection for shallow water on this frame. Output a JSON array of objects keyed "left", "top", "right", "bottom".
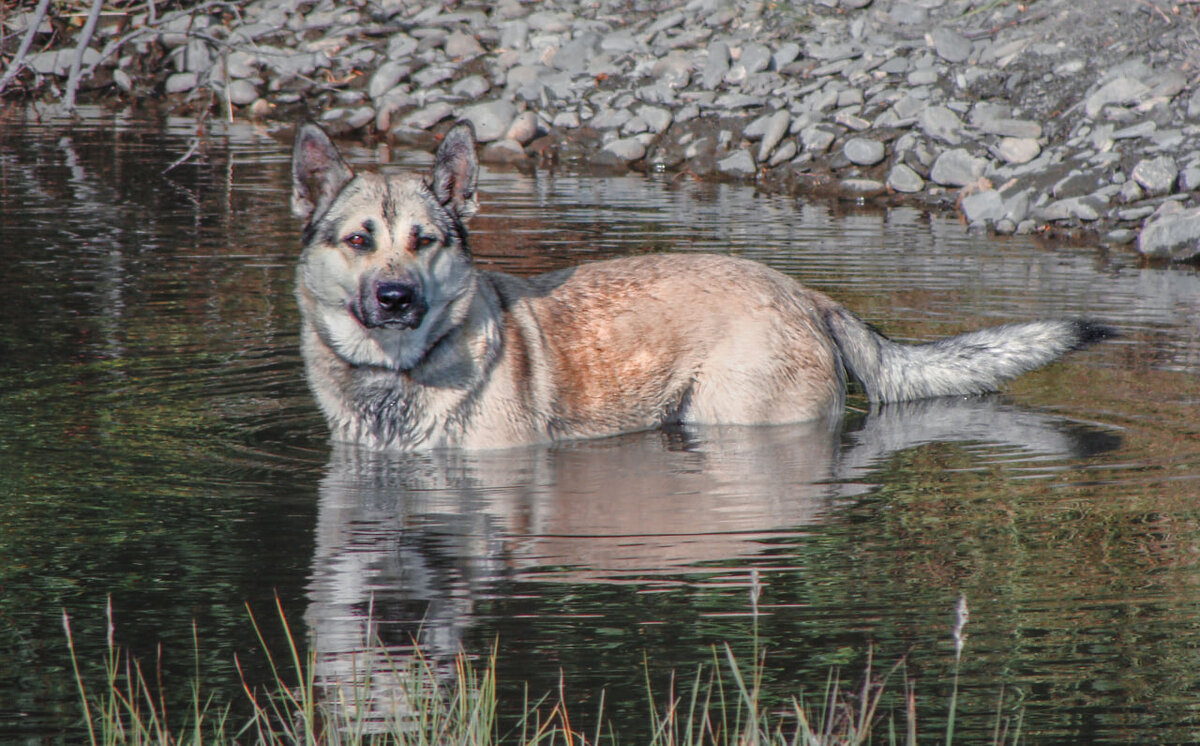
[{"left": 1, "top": 109, "right": 1199, "bottom": 742}]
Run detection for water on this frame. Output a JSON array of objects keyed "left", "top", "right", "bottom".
[{"left": 1, "top": 109, "right": 1199, "bottom": 743}]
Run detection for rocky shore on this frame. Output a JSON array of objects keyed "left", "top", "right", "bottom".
[{"left": 4, "top": 0, "right": 1200, "bottom": 260}]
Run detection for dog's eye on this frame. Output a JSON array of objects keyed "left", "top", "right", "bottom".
[
  {"left": 343, "top": 232, "right": 370, "bottom": 250},
  {"left": 414, "top": 229, "right": 440, "bottom": 251}
]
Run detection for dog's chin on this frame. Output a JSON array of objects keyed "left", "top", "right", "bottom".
[{"left": 317, "top": 307, "right": 433, "bottom": 372}]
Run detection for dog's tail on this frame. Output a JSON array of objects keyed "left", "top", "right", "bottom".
[{"left": 824, "top": 307, "right": 1114, "bottom": 404}]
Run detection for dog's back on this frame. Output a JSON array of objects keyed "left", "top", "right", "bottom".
[{"left": 481, "top": 253, "right": 848, "bottom": 438}]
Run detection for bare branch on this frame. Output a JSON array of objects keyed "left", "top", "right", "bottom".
[
  {"left": 0, "top": 0, "right": 53, "bottom": 96},
  {"left": 63, "top": 0, "right": 105, "bottom": 111}
]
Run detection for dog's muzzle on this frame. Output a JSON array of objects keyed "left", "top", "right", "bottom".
[{"left": 360, "top": 276, "right": 428, "bottom": 330}]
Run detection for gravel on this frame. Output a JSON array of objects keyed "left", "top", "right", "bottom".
[{"left": 6, "top": 0, "right": 1200, "bottom": 260}]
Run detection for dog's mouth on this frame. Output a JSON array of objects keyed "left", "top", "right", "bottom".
[{"left": 353, "top": 277, "right": 429, "bottom": 330}]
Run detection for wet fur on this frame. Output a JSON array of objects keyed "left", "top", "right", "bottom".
[{"left": 292, "top": 121, "right": 1113, "bottom": 450}]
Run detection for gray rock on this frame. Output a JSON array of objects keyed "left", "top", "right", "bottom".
[
  {"left": 907, "top": 68, "right": 939, "bottom": 86},
  {"left": 961, "top": 189, "right": 1005, "bottom": 224},
  {"left": 890, "top": 2, "right": 929, "bottom": 24},
  {"left": 930, "top": 28, "right": 972, "bottom": 63},
  {"left": 27, "top": 50, "right": 67, "bottom": 75},
  {"left": 451, "top": 75, "right": 491, "bottom": 99},
  {"left": 226, "top": 79, "right": 259, "bottom": 106},
  {"left": 526, "top": 10, "right": 570, "bottom": 33},
  {"left": 835, "top": 111, "right": 871, "bottom": 131},
  {"left": 413, "top": 65, "right": 454, "bottom": 88},
  {"left": 552, "top": 33, "right": 601, "bottom": 74},
  {"left": 1084, "top": 76, "right": 1152, "bottom": 118},
  {"left": 505, "top": 111, "right": 539, "bottom": 144},
  {"left": 717, "top": 149, "right": 756, "bottom": 177},
  {"left": 1038, "top": 196, "right": 1105, "bottom": 222},
  {"left": 893, "top": 93, "right": 927, "bottom": 120},
  {"left": 756, "top": 110, "right": 792, "bottom": 162},
  {"left": 1137, "top": 206, "right": 1200, "bottom": 261},
  {"left": 992, "top": 137, "right": 1040, "bottom": 165},
  {"left": 445, "top": 31, "right": 484, "bottom": 59},
  {"left": 637, "top": 105, "right": 673, "bottom": 134},
  {"left": 1113, "top": 121, "right": 1157, "bottom": 140},
  {"left": 773, "top": 42, "right": 801, "bottom": 70},
  {"left": 1118, "top": 180, "right": 1145, "bottom": 203},
  {"left": 929, "top": 149, "right": 988, "bottom": 187},
  {"left": 743, "top": 112, "right": 775, "bottom": 140},
  {"left": 644, "top": 10, "right": 686, "bottom": 37},
  {"left": 388, "top": 33, "right": 419, "bottom": 59},
  {"left": 552, "top": 110, "right": 580, "bottom": 129},
  {"left": 499, "top": 20, "right": 529, "bottom": 51},
  {"left": 369, "top": 61, "right": 410, "bottom": 100},
  {"left": 976, "top": 118, "right": 1042, "bottom": 138},
  {"left": 840, "top": 179, "right": 886, "bottom": 197},
  {"left": 806, "top": 41, "right": 861, "bottom": 62},
  {"left": 458, "top": 99, "right": 517, "bottom": 142},
  {"left": 653, "top": 53, "right": 693, "bottom": 89},
  {"left": 800, "top": 125, "right": 836, "bottom": 153},
  {"left": 600, "top": 30, "right": 639, "bottom": 54},
  {"left": 887, "top": 163, "right": 925, "bottom": 193},
  {"left": 622, "top": 115, "right": 649, "bottom": 135},
  {"left": 1179, "top": 167, "right": 1200, "bottom": 192},
  {"left": 601, "top": 138, "right": 646, "bottom": 162},
  {"left": 703, "top": 41, "right": 730, "bottom": 90},
  {"left": 740, "top": 43, "right": 773, "bottom": 74},
  {"left": 1131, "top": 155, "right": 1178, "bottom": 196},
  {"left": 844, "top": 137, "right": 885, "bottom": 166},
  {"left": 113, "top": 69, "right": 133, "bottom": 92},
  {"left": 769, "top": 140, "right": 798, "bottom": 167},
  {"left": 919, "top": 105, "right": 964, "bottom": 145},
  {"left": 590, "top": 108, "right": 632, "bottom": 130},
  {"left": 1003, "top": 191, "right": 1031, "bottom": 224},
  {"left": 344, "top": 106, "right": 375, "bottom": 131},
  {"left": 400, "top": 102, "right": 454, "bottom": 130},
  {"left": 1189, "top": 87, "right": 1200, "bottom": 119},
  {"left": 165, "top": 72, "right": 199, "bottom": 94},
  {"left": 225, "top": 51, "right": 259, "bottom": 79}
]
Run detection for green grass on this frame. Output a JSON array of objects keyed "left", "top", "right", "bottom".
[{"left": 63, "top": 593, "right": 1022, "bottom": 745}]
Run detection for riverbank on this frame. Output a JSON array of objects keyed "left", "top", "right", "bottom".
[{"left": 4, "top": 0, "right": 1199, "bottom": 260}]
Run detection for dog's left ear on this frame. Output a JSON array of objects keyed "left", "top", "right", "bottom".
[
  {"left": 429, "top": 120, "right": 479, "bottom": 220},
  {"left": 292, "top": 121, "right": 354, "bottom": 223}
]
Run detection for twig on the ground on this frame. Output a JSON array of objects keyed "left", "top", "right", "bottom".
[
  {"left": 0, "top": 0, "right": 53, "bottom": 96},
  {"left": 63, "top": 0, "right": 105, "bottom": 111}
]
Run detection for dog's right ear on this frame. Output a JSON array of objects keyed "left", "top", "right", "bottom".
[
  {"left": 429, "top": 120, "right": 479, "bottom": 221},
  {"left": 292, "top": 121, "right": 354, "bottom": 223}
]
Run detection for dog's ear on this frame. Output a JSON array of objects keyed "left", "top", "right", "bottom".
[
  {"left": 429, "top": 120, "right": 479, "bottom": 220},
  {"left": 292, "top": 121, "right": 354, "bottom": 223}
]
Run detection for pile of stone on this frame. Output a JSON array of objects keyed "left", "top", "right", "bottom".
[{"left": 4, "top": 0, "right": 1199, "bottom": 260}]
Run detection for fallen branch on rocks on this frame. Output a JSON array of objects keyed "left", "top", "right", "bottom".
[
  {"left": 63, "top": 0, "right": 105, "bottom": 111},
  {"left": 0, "top": 0, "right": 52, "bottom": 96}
]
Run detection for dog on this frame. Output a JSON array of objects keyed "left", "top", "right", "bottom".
[{"left": 291, "top": 119, "right": 1113, "bottom": 450}]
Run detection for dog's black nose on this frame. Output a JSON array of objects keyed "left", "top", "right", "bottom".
[{"left": 374, "top": 280, "right": 427, "bottom": 328}]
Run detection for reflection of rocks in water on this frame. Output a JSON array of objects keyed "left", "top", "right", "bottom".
[{"left": 305, "top": 396, "right": 1121, "bottom": 728}]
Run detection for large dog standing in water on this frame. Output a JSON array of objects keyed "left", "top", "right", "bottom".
[{"left": 291, "top": 120, "right": 1111, "bottom": 450}]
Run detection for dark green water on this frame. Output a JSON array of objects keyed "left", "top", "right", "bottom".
[{"left": 2, "top": 108, "right": 1199, "bottom": 743}]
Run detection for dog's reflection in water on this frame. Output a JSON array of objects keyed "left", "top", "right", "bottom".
[{"left": 302, "top": 396, "right": 1119, "bottom": 729}]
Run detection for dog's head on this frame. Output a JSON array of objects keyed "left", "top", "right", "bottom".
[{"left": 292, "top": 120, "right": 480, "bottom": 371}]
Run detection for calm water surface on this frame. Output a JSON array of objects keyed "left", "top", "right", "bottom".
[{"left": 2, "top": 109, "right": 1200, "bottom": 743}]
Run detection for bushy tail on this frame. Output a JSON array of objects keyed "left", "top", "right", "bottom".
[{"left": 824, "top": 307, "right": 1114, "bottom": 404}]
